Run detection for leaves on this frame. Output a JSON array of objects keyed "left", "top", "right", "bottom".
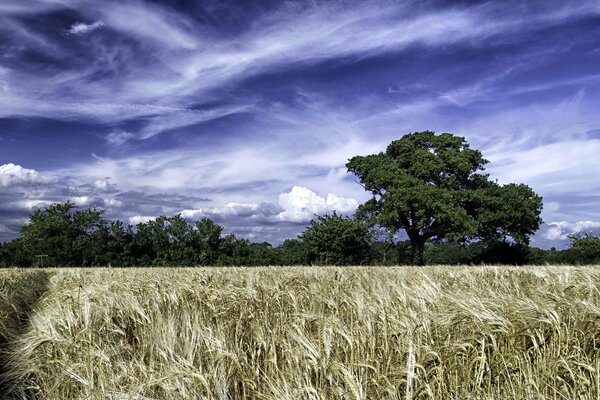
[
  {"left": 300, "top": 212, "right": 371, "bottom": 265},
  {"left": 347, "top": 131, "right": 543, "bottom": 264}
]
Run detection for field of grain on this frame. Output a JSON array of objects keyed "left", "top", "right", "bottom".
[{"left": 1, "top": 266, "right": 600, "bottom": 399}]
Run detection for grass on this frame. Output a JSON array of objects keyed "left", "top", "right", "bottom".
[
  {"left": 1, "top": 266, "right": 600, "bottom": 399},
  {"left": 0, "top": 269, "right": 50, "bottom": 388}
]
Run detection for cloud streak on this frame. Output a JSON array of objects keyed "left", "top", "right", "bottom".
[{"left": 68, "top": 21, "right": 104, "bottom": 35}]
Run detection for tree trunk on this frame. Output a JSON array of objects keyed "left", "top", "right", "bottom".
[{"left": 410, "top": 238, "right": 425, "bottom": 266}]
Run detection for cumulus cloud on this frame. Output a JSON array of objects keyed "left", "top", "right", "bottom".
[
  {"left": 93, "top": 179, "right": 118, "bottom": 192},
  {"left": 128, "top": 215, "right": 157, "bottom": 225},
  {"left": 180, "top": 202, "right": 280, "bottom": 222},
  {"left": 277, "top": 186, "right": 358, "bottom": 223},
  {"left": 179, "top": 209, "right": 203, "bottom": 220},
  {"left": 68, "top": 21, "right": 104, "bottom": 35},
  {"left": 68, "top": 196, "right": 109, "bottom": 208},
  {"left": 69, "top": 196, "right": 93, "bottom": 207},
  {"left": 179, "top": 186, "right": 358, "bottom": 224},
  {"left": 543, "top": 221, "right": 600, "bottom": 241},
  {"left": 0, "top": 163, "right": 56, "bottom": 187},
  {"left": 10, "top": 199, "right": 54, "bottom": 211},
  {"left": 103, "top": 197, "right": 122, "bottom": 207},
  {"left": 0, "top": 162, "right": 212, "bottom": 241}
]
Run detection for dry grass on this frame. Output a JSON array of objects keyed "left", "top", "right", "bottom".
[
  {"left": 0, "top": 270, "right": 50, "bottom": 357},
  {"left": 2, "top": 266, "right": 600, "bottom": 399}
]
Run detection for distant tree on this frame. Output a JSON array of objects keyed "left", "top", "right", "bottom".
[
  {"left": 20, "top": 202, "right": 106, "bottom": 266},
  {"left": 425, "top": 240, "right": 473, "bottom": 265},
  {"left": 277, "top": 239, "right": 308, "bottom": 265},
  {"left": 0, "top": 239, "right": 31, "bottom": 267},
  {"left": 131, "top": 217, "right": 169, "bottom": 265},
  {"left": 347, "top": 131, "right": 543, "bottom": 265},
  {"left": 252, "top": 242, "right": 278, "bottom": 265},
  {"left": 472, "top": 241, "right": 530, "bottom": 265},
  {"left": 90, "top": 220, "right": 134, "bottom": 267},
  {"left": 194, "top": 218, "right": 225, "bottom": 265},
  {"left": 567, "top": 233, "right": 600, "bottom": 264},
  {"left": 216, "top": 233, "right": 238, "bottom": 265},
  {"left": 525, "top": 246, "right": 549, "bottom": 265},
  {"left": 128, "top": 216, "right": 228, "bottom": 266},
  {"left": 300, "top": 212, "right": 371, "bottom": 265}
]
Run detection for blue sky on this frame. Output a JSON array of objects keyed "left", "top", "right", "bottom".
[{"left": 1, "top": 0, "right": 600, "bottom": 247}]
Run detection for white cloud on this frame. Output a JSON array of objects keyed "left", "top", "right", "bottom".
[
  {"left": 69, "top": 196, "right": 92, "bottom": 206},
  {"left": 68, "top": 21, "right": 104, "bottom": 35},
  {"left": 277, "top": 185, "right": 358, "bottom": 223},
  {"left": 106, "top": 130, "right": 135, "bottom": 146},
  {"left": 97, "top": 2, "right": 197, "bottom": 49},
  {"left": 128, "top": 215, "right": 157, "bottom": 225},
  {"left": 217, "top": 202, "right": 269, "bottom": 217},
  {"left": 543, "top": 221, "right": 600, "bottom": 241},
  {"left": 11, "top": 199, "right": 54, "bottom": 210},
  {"left": 103, "top": 197, "right": 122, "bottom": 207},
  {"left": 178, "top": 187, "right": 358, "bottom": 225},
  {"left": 179, "top": 209, "right": 204, "bottom": 220},
  {"left": 1, "top": 0, "right": 578, "bottom": 124},
  {"left": 93, "top": 178, "right": 117, "bottom": 192},
  {"left": 485, "top": 139, "right": 600, "bottom": 193},
  {"left": 180, "top": 202, "right": 279, "bottom": 221},
  {"left": 0, "top": 163, "right": 56, "bottom": 187}
]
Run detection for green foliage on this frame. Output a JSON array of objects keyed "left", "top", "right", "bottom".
[
  {"left": 0, "top": 240, "right": 32, "bottom": 268},
  {"left": 425, "top": 240, "right": 474, "bottom": 265},
  {"left": 195, "top": 218, "right": 225, "bottom": 265},
  {"left": 475, "top": 183, "right": 543, "bottom": 245},
  {"left": 0, "top": 199, "right": 595, "bottom": 267},
  {"left": 19, "top": 202, "right": 106, "bottom": 266},
  {"left": 220, "top": 240, "right": 279, "bottom": 266},
  {"left": 276, "top": 239, "right": 308, "bottom": 265},
  {"left": 347, "top": 131, "right": 543, "bottom": 265},
  {"left": 567, "top": 233, "right": 600, "bottom": 264},
  {"left": 300, "top": 212, "right": 371, "bottom": 265}
]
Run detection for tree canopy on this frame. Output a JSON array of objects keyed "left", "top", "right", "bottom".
[
  {"left": 347, "top": 131, "right": 543, "bottom": 265},
  {"left": 300, "top": 212, "right": 372, "bottom": 265}
]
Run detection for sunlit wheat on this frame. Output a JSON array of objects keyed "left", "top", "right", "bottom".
[{"left": 1, "top": 266, "right": 600, "bottom": 399}]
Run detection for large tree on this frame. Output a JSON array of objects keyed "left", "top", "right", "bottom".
[{"left": 347, "top": 131, "right": 543, "bottom": 265}]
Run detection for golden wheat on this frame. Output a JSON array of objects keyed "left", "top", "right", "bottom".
[{"left": 1, "top": 266, "right": 600, "bottom": 399}]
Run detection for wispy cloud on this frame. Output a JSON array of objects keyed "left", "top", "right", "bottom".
[
  {"left": 68, "top": 21, "right": 104, "bottom": 35},
  {"left": 3, "top": 0, "right": 597, "bottom": 136}
]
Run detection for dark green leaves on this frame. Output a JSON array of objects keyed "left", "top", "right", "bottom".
[
  {"left": 300, "top": 212, "right": 371, "bottom": 265},
  {"left": 347, "top": 131, "right": 543, "bottom": 265}
]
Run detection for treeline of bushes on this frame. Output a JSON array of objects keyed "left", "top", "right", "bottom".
[{"left": 0, "top": 202, "right": 599, "bottom": 267}]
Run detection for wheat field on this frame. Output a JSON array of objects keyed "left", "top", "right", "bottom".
[{"left": 1, "top": 266, "right": 600, "bottom": 399}]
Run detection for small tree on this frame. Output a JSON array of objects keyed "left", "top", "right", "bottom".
[
  {"left": 277, "top": 239, "right": 308, "bottom": 265},
  {"left": 300, "top": 212, "right": 371, "bottom": 265},
  {"left": 194, "top": 218, "right": 225, "bottom": 265},
  {"left": 568, "top": 233, "right": 600, "bottom": 264},
  {"left": 347, "top": 131, "right": 543, "bottom": 265}
]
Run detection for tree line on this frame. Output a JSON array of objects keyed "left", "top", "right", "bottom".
[
  {"left": 1, "top": 131, "right": 598, "bottom": 266},
  {"left": 0, "top": 203, "right": 598, "bottom": 267}
]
